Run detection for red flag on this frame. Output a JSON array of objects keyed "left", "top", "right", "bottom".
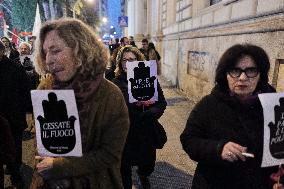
[
  {"left": 12, "top": 28, "right": 18, "bottom": 46},
  {"left": 20, "top": 31, "right": 32, "bottom": 37}
]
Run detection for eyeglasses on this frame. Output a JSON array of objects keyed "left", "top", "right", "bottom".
[
  {"left": 122, "top": 58, "right": 137, "bottom": 63},
  {"left": 228, "top": 67, "right": 259, "bottom": 78}
]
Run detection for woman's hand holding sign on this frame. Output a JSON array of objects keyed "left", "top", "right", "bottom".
[{"left": 36, "top": 156, "right": 54, "bottom": 174}]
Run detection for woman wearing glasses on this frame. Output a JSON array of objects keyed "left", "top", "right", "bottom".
[
  {"left": 112, "top": 45, "right": 167, "bottom": 189},
  {"left": 180, "top": 44, "right": 277, "bottom": 189}
]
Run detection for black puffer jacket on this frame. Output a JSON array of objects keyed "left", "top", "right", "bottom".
[{"left": 180, "top": 84, "right": 277, "bottom": 189}]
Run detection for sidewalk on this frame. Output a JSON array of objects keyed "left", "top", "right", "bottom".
[{"left": 132, "top": 76, "right": 197, "bottom": 189}]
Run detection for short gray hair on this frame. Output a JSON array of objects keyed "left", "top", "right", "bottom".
[{"left": 19, "top": 42, "right": 31, "bottom": 50}]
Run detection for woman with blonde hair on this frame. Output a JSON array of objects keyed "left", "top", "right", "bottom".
[
  {"left": 112, "top": 45, "right": 167, "bottom": 189},
  {"left": 31, "top": 18, "right": 130, "bottom": 189}
]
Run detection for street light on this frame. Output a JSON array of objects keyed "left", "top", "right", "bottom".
[
  {"left": 102, "top": 17, "right": 108, "bottom": 23},
  {"left": 85, "top": 0, "right": 94, "bottom": 3}
]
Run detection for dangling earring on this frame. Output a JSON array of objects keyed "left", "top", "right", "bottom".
[{"left": 75, "top": 60, "right": 82, "bottom": 67}]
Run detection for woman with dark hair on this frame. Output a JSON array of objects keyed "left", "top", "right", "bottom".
[
  {"left": 180, "top": 44, "right": 277, "bottom": 189},
  {"left": 1, "top": 36, "right": 20, "bottom": 62},
  {"left": 112, "top": 45, "right": 167, "bottom": 189},
  {"left": 148, "top": 42, "right": 161, "bottom": 61}
]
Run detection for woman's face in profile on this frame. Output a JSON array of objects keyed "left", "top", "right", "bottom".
[
  {"left": 226, "top": 56, "right": 260, "bottom": 98},
  {"left": 121, "top": 51, "right": 137, "bottom": 73},
  {"left": 43, "top": 30, "right": 80, "bottom": 82}
]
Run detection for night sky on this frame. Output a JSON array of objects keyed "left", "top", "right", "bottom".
[{"left": 107, "top": 0, "right": 122, "bottom": 38}]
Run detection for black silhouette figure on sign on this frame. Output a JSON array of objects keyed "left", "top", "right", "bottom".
[
  {"left": 129, "top": 62, "right": 156, "bottom": 101},
  {"left": 22, "top": 56, "right": 34, "bottom": 71},
  {"left": 268, "top": 97, "right": 284, "bottom": 159},
  {"left": 37, "top": 92, "right": 76, "bottom": 154}
]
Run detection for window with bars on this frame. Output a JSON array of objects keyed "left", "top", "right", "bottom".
[{"left": 210, "top": 0, "right": 222, "bottom": 5}]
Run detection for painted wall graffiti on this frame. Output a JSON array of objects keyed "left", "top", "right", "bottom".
[
  {"left": 187, "top": 51, "right": 218, "bottom": 82},
  {"left": 188, "top": 51, "right": 208, "bottom": 72}
]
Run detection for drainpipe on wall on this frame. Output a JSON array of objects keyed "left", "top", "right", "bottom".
[
  {"left": 176, "top": 36, "right": 180, "bottom": 89},
  {"left": 176, "top": 0, "right": 181, "bottom": 89}
]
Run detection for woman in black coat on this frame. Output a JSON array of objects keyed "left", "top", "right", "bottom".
[
  {"left": 1, "top": 37, "right": 20, "bottom": 63},
  {"left": 112, "top": 45, "right": 167, "bottom": 189},
  {"left": 0, "top": 115, "right": 16, "bottom": 188},
  {"left": 180, "top": 44, "right": 278, "bottom": 189},
  {"left": 0, "top": 41, "right": 31, "bottom": 189}
]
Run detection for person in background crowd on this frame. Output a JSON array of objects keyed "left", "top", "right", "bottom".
[
  {"left": 19, "top": 42, "right": 40, "bottom": 135},
  {"left": 0, "top": 115, "right": 15, "bottom": 189},
  {"left": 19, "top": 42, "right": 40, "bottom": 89},
  {"left": 129, "top": 36, "right": 137, "bottom": 47},
  {"left": 28, "top": 36, "right": 37, "bottom": 53},
  {"left": 106, "top": 36, "right": 130, "bottom": 81},
  {"left": 148, "top": 42, "right": 161, "bottom": 74},
  {"left": 109, "top": 38, "right": 120, "bottom": 55},
  {"left": 0, "top": 41, "right": 32, "bottom": 189},
  {"left": 129, "top": 36, "right": 134, "bottom": 43},
  {"left": 139, "top": 39, "right": 158, "bottom": 61},
  {"left": 19, "top": 42, "right": 31, "bottom": 56},
  {"left": 31, "top": 18, "right": 129, "bottom": 189},
  {"left": 1, "top": 36, "right": 20, "bottom": 62},
  {"left": 180, "top": 44, "right": 278, "bottom": 189},
  {"left": 112, "top": 45, "right": 167, "bottom": 189},
  {"left": 148, "top": 42, "right": 161, "bottom": 62}
]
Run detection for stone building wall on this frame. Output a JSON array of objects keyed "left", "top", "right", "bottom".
[
  {"left": 124, "top": 0, "right": 284, "bottom": 101},
  {"left": 159, "top": 0, "right": 284, "bottom": 101}
]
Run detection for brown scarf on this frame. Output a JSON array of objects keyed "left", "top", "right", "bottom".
[{"left": 53, "top": 72, "right": 103, "bottom": 151}]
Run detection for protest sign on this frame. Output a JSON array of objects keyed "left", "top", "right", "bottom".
[
  {"left": 31, "top": 90, "right": 82, "bottom": 157},
  {"left": 20, "top": 55, "right": 34, "bottom": 71},
  {"left": 127, "top": 60, "right": 158, "bottom": 103},
  {"left": 259, "top": 93, "right": 284, "bottom": 167}
]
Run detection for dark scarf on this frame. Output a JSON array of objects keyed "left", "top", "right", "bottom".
[
  {"left": 212, "top": 84, "right": 276, "bottom": 108},
  {"left": 53, "top": 72, "right": 103, "bottom": 151}
]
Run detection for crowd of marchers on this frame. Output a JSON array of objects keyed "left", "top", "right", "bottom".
[
  {"left": 0, "top": 35, "right": 38, "bottom": 189},
  {"left": 0, "top": 17, "right": 283, "bottom": 189}
]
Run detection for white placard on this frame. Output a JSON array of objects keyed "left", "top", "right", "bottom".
[
  {"left": 126, "top": 60, "right": 158, "bottom": 103},
  {"left": 20, "top": 55, "right": 34, "bottom": 65},
  {"left": 31, "top": 90, "right": 82, "bottom": 157},
  {"left": 259, "top": 93, "right": 284, "bottom": 167}
]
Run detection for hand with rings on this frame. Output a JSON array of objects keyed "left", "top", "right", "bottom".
[
  {"left": 35, "top": 156, "right": 54, "bottom": 174},
  {"left": 228, "top": 151, "right": 232, "bottom": 156},
  {"left": 221, "top": 142, "right": 247, "bottom": 162}
]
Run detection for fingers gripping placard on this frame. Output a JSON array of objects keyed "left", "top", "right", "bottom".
[{"left": 31, "top": 90, "right": 82, "bottom": 157}]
